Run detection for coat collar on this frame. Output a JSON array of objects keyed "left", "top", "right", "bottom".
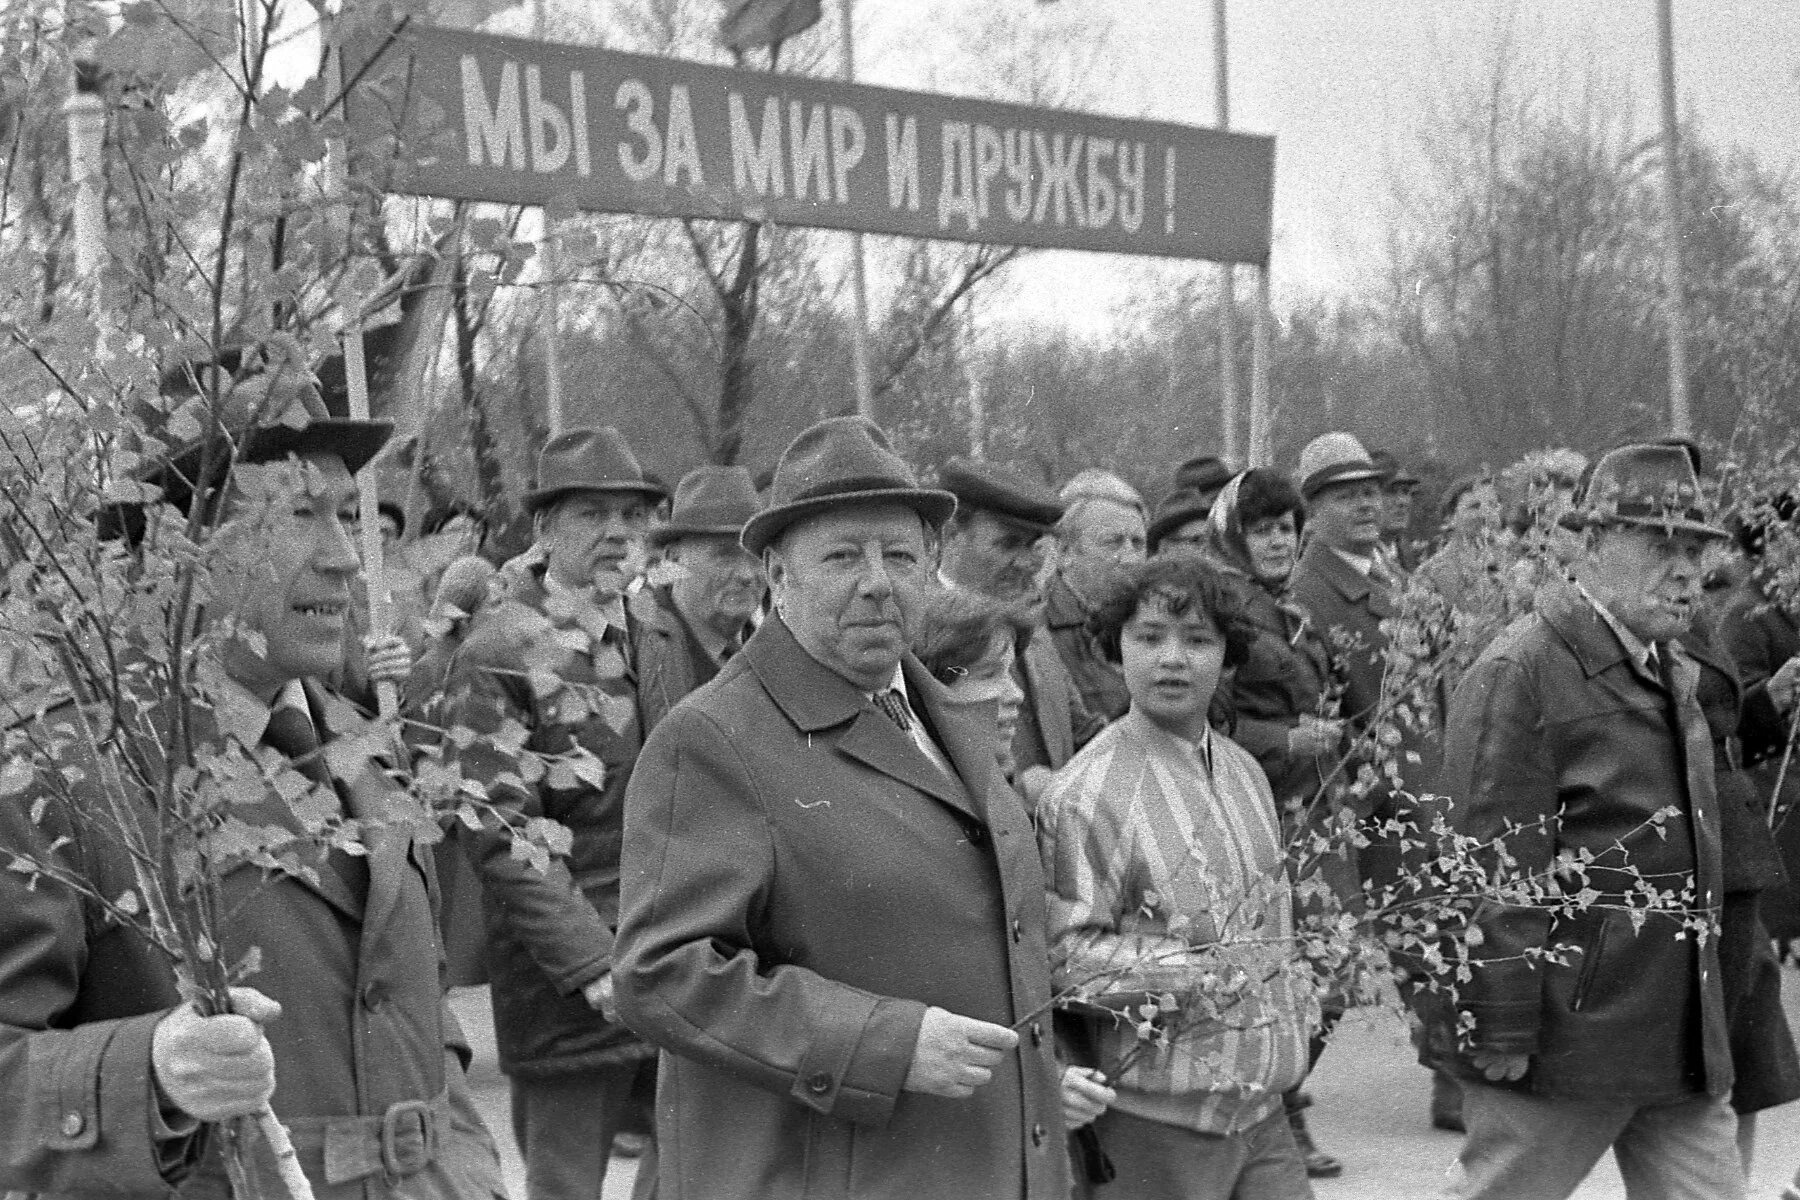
[
  {"left": 203, "top": 672, "right": 408, "bottom": 922},
  {"left": 1539, "top": 581, "right": 1644, "bottom": 683},
  {"left": 742, "top": 617, "right": 989, "bottom": 823},
  {"left": 1298, "top": 540, "right": 1376, "bottom": 605},
  {"left": 1043, "top": 572, "right": 1088, "bottom": 631}
]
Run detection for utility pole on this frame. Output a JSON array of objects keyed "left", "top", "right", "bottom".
[
  {"left": 1655, "top": 0, "right": 1691, "bottom": 436},
  {"left": 839, "top": 0, "right": 876, "bottom": 419},
  {"left": 535, "top": 0, "right": 568, "bottom": 433},
  {"left": 1212, "top": 0, "right": 1240, "bottom": 465}
]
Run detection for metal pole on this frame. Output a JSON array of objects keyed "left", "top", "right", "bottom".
[
  {"left": 1249, "top": 265, "right": 1272, "bottom": 466},
  {"left": 324, "top": 36, "right": 396, "bottom": 719},
  {"left": 839, "top": 0, "right": 875, "bottom": 419},
  {"left": 63, "top": 83, "right": 106, "bottom": 280},
  {"left": 1655, "top": 0, "right": 1691, "bottom": 436},
  {"left": 1212, "top": 0, "right": 1240, "bottom": 464},
  {"left": 535, "top": 0, "right": 568, "bottom": 433}
]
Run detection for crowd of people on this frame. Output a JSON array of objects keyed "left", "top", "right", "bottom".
[{"left": 2, "top": 357, "right": 1799, "bottom": 1200}]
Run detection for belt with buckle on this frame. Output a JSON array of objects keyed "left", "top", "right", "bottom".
[{"left": 284, "top": 1087, "right": 450, "bottom": 1185}]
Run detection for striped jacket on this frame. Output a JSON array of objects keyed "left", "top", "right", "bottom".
[{"left": 1037, "top": 710, "right": 1314, "bottom": 1134}]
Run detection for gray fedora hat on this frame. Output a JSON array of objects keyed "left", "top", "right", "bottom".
[
  {"left": 525, "top": 427, "right": 667, "bottom": 514},
  {"left": 1296, "top": 432, "right": 1385, "bottom": 500},
  {"left": 741, "top": 417, "right": 956, "bottom": 555},
  {"left": 649, "top": 465, "right": 762, "bottom": 547}
]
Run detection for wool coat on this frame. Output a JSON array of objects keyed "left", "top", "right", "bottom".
[
  {"left": 1429, "top": 583, "right": 1733, "bottom": 1103},
  {"left": 1718, "top": 578, "right": 1800, "bottom": 941},
  {"left": 613, "top": 616, "right": 1069, "bottom": 1200},
  {"left": 1011, "top": 626, "right": 1102, "bottom": 780},
  {"left": 442, "top": 566, "right": 650, "bottom": 1078},
  {"left": 1043, "top": 573, "right": 1130, "bottom": 724},
  {"left": 628, "top": 585, "right": 743, "bottom": 736},
  {"left": 0, "top": 681, "right": 503, "bottom": 1200}
]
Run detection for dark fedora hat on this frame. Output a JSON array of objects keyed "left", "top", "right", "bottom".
[
  {"left": 937, "top": 457, "right": 1063, "bottom": 533},
  {"left": 524, "top": 427, "right": 667, "bottom": 514},
  {"left": 149, "top": 362, "right": 393, "bottom": 515},
  {"left": 1566, "top": 441, "right": 1728, "bottom": 540},
  {"left": 1173, "top": 455, "right": 1235, "bottom": 498},
  {"left": 649, "top": 465, "right": 763, "bottom": 547},
  {"left": 1296, "top": 432, "right": 1385, "bottom": 500},
  {"left": 741, "top": 417, "right": 956, "bottom": 555},
  {"left": 1367, "top": 448, "right": 1421, "bottom": 490},
  {"left": 1147, "top": 487, "right": 1216, "bottom": 554}
]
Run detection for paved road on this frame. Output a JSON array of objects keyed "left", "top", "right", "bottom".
[{"left": 452, "top": 968, "right": 1800, "bottom": 1199}]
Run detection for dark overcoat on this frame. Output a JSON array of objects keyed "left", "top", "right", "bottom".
[
  {"left": 443, "top": 567, "right": 650, "bottom": 1077},
  {"left": 1430, "top": 583, "right": 1733, "bottom": 1103},
  {"left": 1042, "top": 573, "right": 1130, "bottom": 723},
  {"left": 1681, "top": 622, "right": 1800, "bottom": 1114},
  {"left": 1011, "top": 627, "right": 1102, "bottom": 781},
  {"left": 0, "top": 682, "right": 503, "bottom": 1200},
  {"left": 1718, "top": 579, "right": 1800, "bottom": 940},
  {"left": 613, "top": 616, "right": 1069, "bottom": 1200},
  {"left": 628, "top": 585, "right": 741, "bottom": 736},
  {"left": 1287, "top": 541, "right": 1392, "bottom": 728}
]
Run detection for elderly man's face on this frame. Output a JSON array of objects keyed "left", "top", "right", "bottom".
[
  {"left": 542, "top": 492, "right": 649, "bottom": 595},
  {"left": 1579, "top": 524, "right": 1708, "bottom": 644},
  {"left": 941, "top": 510, "right": 1047, "bottom": 604},
  {"left": 213, "top": 452, "right": 361, "bottom": 700},
  {"left": 1308, "top": 479, "right": 1384, "bottom": 555},
  {"left": 768, "top": 505, "right": 930, "bottom": 692},
  {"left": 1062, "top": 499, "right": 1146, "bottom": 583},
  {"left": 668, "top": 534, "right": 766, "bottom": 636}
]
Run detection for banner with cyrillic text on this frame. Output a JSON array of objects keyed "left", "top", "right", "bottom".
[{"left": 346, "top": 25, "right": 1275, "bottom": 264}]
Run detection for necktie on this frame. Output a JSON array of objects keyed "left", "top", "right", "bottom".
[
  {"left": 874, "top": 688, "right": 914, "bottom": 731},
  {"left": 262, "top": 701, "right": 368, "bottom": 907}
]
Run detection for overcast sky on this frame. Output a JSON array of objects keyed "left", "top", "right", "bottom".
[{"left": 846, "top": 0, "right": 1800, "bottom": 325}]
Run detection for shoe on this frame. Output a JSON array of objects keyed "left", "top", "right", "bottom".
[
  {"left": 1430, "top": 1070, "right": 1465, "bottom": 1133},
  {"left": 1286, "top": 1106, "right": 1344, "bottom": 1180}
]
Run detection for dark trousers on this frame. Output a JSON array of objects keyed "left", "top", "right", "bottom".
[{"left": 510, "top": 1059, "right": 658, "bottom": 1200}]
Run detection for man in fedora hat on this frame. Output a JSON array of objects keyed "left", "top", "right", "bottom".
[
  {"left": 936, "top": 457, "right": 1100, "bottom": 803},
  {"left": 613, "top": 416, "right": 1068, "bottom": 1200},
  {"left": 1170, "top": 454, "right": 1236, "bottom": 513},
  {"left": 1428, "top": 443, "right": 1742, "bottom": 1200},
  {"left": 1287, "top": 431, "right": 1397, "bottom": 733},
  {"left": 632, "top": 464, "right": 765, "bottom": 734},
  {"left": 0, "top": 361, "right": 506, "bottom": 1200},
  {"left": 430, "top": 426, "right": 666, "bottom": 1200}
]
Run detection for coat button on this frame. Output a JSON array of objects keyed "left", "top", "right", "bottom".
[
  {"left": 60, "top": 1113, "right": 84, "bottom": 1137},
  {"left": 1031, "top": 1122, "right": 1046, "bottom": 1147},
  {"left": 964, "top": 823, "right": 988, "bottom": 847},
  {"left": 360, "top": 981, "right": 390, "bottom": 1010},
  {"left": 1029, "top": 1022, "right": 1043, "bottom": 1047},
  {"left": 808, "top": 1072, "right": 832, "bottom": 1094}
]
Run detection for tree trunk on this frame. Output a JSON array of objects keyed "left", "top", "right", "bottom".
[{"left": 713, "top": 221, "right": 761, "bottom": 465}]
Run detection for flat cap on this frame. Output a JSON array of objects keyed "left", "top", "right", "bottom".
[{"left": 938, "top": 457, "right": 1063, "bottom": 532}]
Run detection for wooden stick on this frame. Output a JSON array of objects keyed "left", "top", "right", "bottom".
[
  {"left": 322, "top": 29, "right": 397, "bottom": 719},
  {"left": 1769, "top": 704, "right": 1800, "bottom": 834},
  {"left": 255, "top": 1108, "right": 317, "bottom": 1200}
]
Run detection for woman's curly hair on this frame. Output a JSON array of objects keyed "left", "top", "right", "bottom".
[{"left": 1086, "top": 553, "right": 1256, "bottom": 669}]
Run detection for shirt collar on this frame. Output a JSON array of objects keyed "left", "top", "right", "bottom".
[
  {"left": 1331, "top": 546, "right": 1376, "bottom": 577},
  {"left": 544, "top": 572, "right": 627, "bottom": 632},
  {"left": 871, "top": 663, "right": 910, "bottom": 703},
  {"left": 1124, "top": 707, "right": 1216, "bottom": 776},
  {"left": 208, "top": 672, "right": 311, "bottom": 748},
  {"left": 1576, "top": 584, "right": 1656, "bottom": 671}
]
